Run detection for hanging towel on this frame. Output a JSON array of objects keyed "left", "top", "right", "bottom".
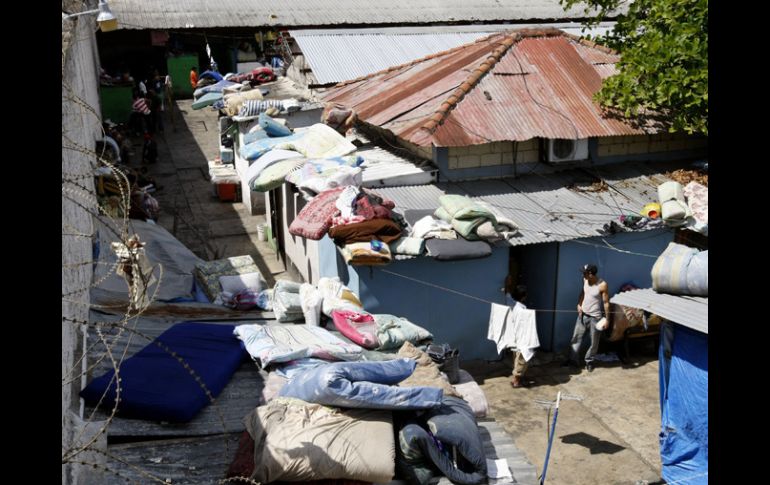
[{"left": 487, "top": 302, "right": 539, "bottom": 361}]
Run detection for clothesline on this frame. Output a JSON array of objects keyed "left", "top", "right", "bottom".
[{"left": 376, "top": 268, "right": 628, "bottom": 315}]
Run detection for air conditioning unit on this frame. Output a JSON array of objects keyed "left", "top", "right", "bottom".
[{"left": 546, "top": 139, "right": 589, "bottom": 163}]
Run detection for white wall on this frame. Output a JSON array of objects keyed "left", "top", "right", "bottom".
[
  {"left": 278, "top": 184, "right": 321, "bottom": 284},
  {"left": 61, "top": 11, "right": 106, "bottom": 484}
]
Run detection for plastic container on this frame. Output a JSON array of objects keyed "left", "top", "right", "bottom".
[
  {"left": 257, "top": 223, "right": 267, "bottom": 242},
  {"left": 217, "top": 183, "right": 238, "bottom": 202},
  {"left": 641, "top": 202, "right": 661, "bottom": 219}
]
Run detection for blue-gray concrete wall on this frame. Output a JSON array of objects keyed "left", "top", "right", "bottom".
[
  {"left": 551, "top": 229, "right": 674, "bottom": 353},
  {"left": 317, "top": 228, "right": 674, "bottom": 359},
  {"left": 319, "top": 243, "right": 510, "bottom": 361}
]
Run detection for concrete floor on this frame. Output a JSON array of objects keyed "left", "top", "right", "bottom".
[
  {"left": 141, "top": 98, "right": 295, "bottom": 286},
  {"left": 467, "top": 342, "right": 664, "bottom": 485},
  {"left": 146, "top": 98, "right": 665, "bottom": 485}
]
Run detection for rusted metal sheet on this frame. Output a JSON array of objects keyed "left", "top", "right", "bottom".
[{"left": 325, "top": 30, "right": 653, "bottom": 147}]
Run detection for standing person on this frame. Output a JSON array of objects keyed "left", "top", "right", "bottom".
[
  {"left": 130, "top": 90, "right": 150, "bottom": 136},
  {"left": 143, "top": 92, "right": 156, "bottom": 135},
  {"left": 137, "top": 75, "right": 147, "bottom": 96},
  {"left": 564, "top": 264, "right": 611, "bottom": 372},
  {"left": 506, "top": 285, "right": 536, "bottom": 388},
  {"left": 147, "top": 86, "right": 164, "bottom": 134},
  {"left": 189, "top": 66, "right": 198, "bottom": 90}
]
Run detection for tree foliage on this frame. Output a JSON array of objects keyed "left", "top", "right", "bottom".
[{"left": 562, "top": 0, "right": 708, "bottom": 135}]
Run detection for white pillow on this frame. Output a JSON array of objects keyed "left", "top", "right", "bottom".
[{"left": 219, "top": 272, "right": 266, "bottom": 294}]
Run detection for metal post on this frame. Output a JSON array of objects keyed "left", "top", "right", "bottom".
[{"left": 540, "top": 391, "right": 561, "bottom": 485}]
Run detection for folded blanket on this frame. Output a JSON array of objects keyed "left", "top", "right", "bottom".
[
  {"left": 389, "top": 237, "right": 425, "bottom": 256},
  {"left": 436, "top": 194, "right": 497, "bottom": 239},
  {"left": 373, "top": 314, "right": 433, "bottom": 351},
  {"left": 289, "top": 187, "right": 346, "bottom": 240},
  {"left": 658, "top": 181, "right": 692, "bottom": 227},
  {"left": 410, "top": 214, "right": 457, "bottom": 240},
  {"left": 684, "top": 181, "right": 708, "bottom": 234},
  {"left": 194, "top": 255, "right": 260, "bottom": 302},
  {"left": 329, "top": 219, "right": 403, "bottom": 245},
  {"left": 342, "top": 241, "right": 393, "bottom": 266}
]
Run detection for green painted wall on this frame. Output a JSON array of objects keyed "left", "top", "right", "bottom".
[
  {"left": 167, "top": 55, "right": 198, "bottom": 97},
  {"left": 99, "top": 85, "right": 133, "bottom": 123}
]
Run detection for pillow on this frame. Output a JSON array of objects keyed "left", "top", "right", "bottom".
[
  {"left": 191, "top": 91, "right": 223, "bottom": 110},
  {"left": 219, "top": 272, "right": 266, "bottom": 294},
  {"left": 259, "top": 112, "right": 293, "bottom": 137},
  {"left": 243, "top": 128, "right": 269, "bottom": 145}
]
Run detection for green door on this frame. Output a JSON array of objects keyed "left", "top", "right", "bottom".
[
  {"left": 167, "top": 54, "right": 199, "bottom": 98},
  {"left": 100, "top": 85, "right": 133, "bottom": 123}
]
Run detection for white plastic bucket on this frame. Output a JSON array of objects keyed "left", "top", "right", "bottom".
[{"left": 257, "top": 223, "right": 267, "bottom": 242}]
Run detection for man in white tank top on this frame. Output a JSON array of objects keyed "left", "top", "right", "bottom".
[{"left": 563, "top": 264, "right": 611, "bottom": 372}]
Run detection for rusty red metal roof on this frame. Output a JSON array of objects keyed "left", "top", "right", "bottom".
[{"left": 323, "top": 28, "right": 653, "bottom": 147}]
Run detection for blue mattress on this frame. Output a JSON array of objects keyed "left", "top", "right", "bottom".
[{"left": 80, "top": 322, "right": 247, "bottom": 422}]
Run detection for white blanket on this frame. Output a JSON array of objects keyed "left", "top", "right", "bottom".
[
  {"left": 411, "top": 215, "right": 457, "bottom": 240},
  {"left": 274, "top": 123, "right": 357, "bottom": 159},
  {"left": 244, "top": 149, "right": 304, "bottom": 186}
]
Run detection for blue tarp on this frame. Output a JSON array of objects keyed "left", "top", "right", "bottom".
[{"left": 659, "top": 323, "right": 708, "bottom": 484}]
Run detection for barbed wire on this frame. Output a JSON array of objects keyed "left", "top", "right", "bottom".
[{"left": 62, "top": 56, "right": 242, "bottom": 481}]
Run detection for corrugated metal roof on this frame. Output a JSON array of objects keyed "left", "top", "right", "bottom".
[
  {"left": 375, "top": 161, "right": 680, "bottom": 247},
  {"left": 294, "top": 32, "right": 491, "bottom": 85},
  {"left": 111, "top": 1, "right": 617, "bottom": 30},
  {"left": 352, "top": 133, "right": 438, "bottom": 187},
  {"left": 291, "top": 23, "right": 615, "bottom": 84},
  {"left": 324, "top": 29, "right": 657, "bottom": 146},
  {"left": 610, "top": 288, "right": 708, "bottom": 334}
]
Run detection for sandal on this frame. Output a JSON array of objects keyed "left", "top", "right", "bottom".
[{"left": 510, "top": 378, "right": 534, "bottom": 388}]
